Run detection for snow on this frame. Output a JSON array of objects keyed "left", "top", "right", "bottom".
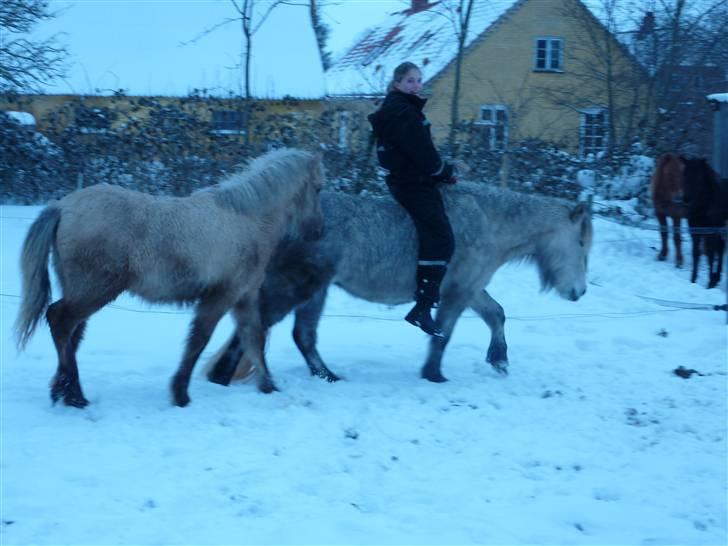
[
  {"left": 2, "top": 112, "right": 36, "bottom": 125},
  {"left": 1, "top": 195, "right": 727, "bottom": 544},
  {"left": 708, "top": 93, "right": 728, "bottom": 103}
]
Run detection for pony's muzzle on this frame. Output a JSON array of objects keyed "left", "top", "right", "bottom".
[{"left": 568, "top": 286, "right": 586, "bottom": 301}]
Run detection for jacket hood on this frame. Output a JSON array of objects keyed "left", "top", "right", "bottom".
[{"left": 368, "top": 90, "right": 427, "bottom": 133}]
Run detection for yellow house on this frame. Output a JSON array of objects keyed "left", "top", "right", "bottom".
[{"left": 326, "top": 0, "right": 648, "bottom": 156}]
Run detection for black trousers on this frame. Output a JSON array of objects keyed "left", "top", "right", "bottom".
[{"left": 387, "top": 178, "right": 455, "bottom": 263}]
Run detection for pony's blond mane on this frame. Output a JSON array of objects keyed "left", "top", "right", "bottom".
[{"left": 198, "top": 148, "right": 316, "bottom": 214}]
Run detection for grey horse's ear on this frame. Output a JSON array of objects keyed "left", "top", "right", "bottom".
[{"left": 570, "top": 202, "right": 589, "bottom": 223}]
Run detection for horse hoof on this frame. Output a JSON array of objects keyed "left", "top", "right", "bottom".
[
  {"left": 490, "top": 360, "right": 509, "bottom": 375},
  {"left": 207, "top": 369, "right": 232, "bottom": 387},
  {"left": 64, "top": 395, "right": 90, "bottom": 408},
  {"left": 422, "top": 369, "right": 448, "bottom": 383},
  {"left": 259, "top": 380, "right": 279, "bottom": 394}
]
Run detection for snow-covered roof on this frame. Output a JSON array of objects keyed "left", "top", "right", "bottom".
[
  {"left": 708, "top": 93, "right": 728, "bottom": 103},
  {"left": 325, "top": 0, "right": 651, "bottom": 97},
  {"left": 326, "top": 0, "right": 523, "bottom": 96}
]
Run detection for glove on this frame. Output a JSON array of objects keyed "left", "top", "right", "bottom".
[{"left": 437, "top": 162, "right": 457, "bottom": 184}]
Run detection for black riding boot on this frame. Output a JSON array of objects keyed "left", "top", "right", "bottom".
[{"left": 405, "top": 265, "right": 446, "bottom": 337}]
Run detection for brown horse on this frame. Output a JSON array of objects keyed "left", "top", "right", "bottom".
[{"left": 651, "top": 153, "right": 686, "bottom": 267}]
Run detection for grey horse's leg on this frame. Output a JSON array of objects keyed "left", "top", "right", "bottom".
[
  {"left": 230, "top": 295, "right": 279, "bottom": 394},
  {"left": 420, "top": 294, "right": 469, "bottom": 383},
  {"left": 469, "top": 289, "right": 509, "bottom": 375},
  {"left": 292, "top": 286, "right": 341, "bottom": 382},
  {"left": 171, "top": 295, "right": 230, "bottom": 407}
]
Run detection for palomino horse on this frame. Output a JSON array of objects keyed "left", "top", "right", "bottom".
[
  {"left": 15, "top": 148, "right": 324, "bottom": 407},
  {"left": 651, "top": 152, "right": 686, "bottom": 267},
  {"left": 683, "top": 157, "right": 727, "bottom": 288},
  {"left": 206, "top": 183, "right": 593, "bottom": 386}
]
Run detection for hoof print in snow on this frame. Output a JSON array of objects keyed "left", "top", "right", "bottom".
[
  {"left": 344, "top": 428, "right": 359, "bottom": 440},
  {"left": 657, "top": 328, "right": 669, "bottom": 337},
  {"left": 673, "top": 366, "right": 703, "bottom": 379},
  {"left": 541, "top": 389, "right": 563, "bottom": 399}
]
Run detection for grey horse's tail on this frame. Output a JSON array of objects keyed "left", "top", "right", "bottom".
[{"left": 15, "top": 205, "right": 61, "bottom": 350}]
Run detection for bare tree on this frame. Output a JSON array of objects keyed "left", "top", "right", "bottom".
[
  {"left": 0, "top": 0, "right": 67, "bottom": 92},
  {"left": 309, "top": 0, "right": 332, "bottom": 71},
  {"left": 630, "top": 0, "right": 728, "bottom": 154},
  {"left": 438, "top": 0, "right": 475, "bottom": 154}
]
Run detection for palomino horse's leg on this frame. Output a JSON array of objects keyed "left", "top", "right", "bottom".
[
  {"left": 469, "top": 289, "right": 508, "bottom": 375},
  {"left": 230, "top": 296, "right": 278, "bottom": 394},
  {"left": 672, "top": 215, "right": 683, "bottom": 267},
  {"left": 171, "top": 295, "right": 229, "bottom": 407},
  {"left": 292, "top": 286, "right": 340, "bottom": 382},
  {"left": 656, "top": 213, "right": 669, "bottom": 262},
  {"left": 46, "top": 300, "right": 94, "bottom": 408},
  {"left": 421, "top": 294, "right": 469, "bottom": 383}
]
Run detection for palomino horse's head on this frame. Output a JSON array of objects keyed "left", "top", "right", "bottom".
[
  {"left": 535, "top": 202, "right": 593, "bottom": 301},
  {"left": 290, "top": 152, "right": 325, "bottom": 242}
]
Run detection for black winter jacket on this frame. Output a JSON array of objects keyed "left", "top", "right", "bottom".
[{"left": 368, "top": 90, "right": 452, "bottom": 185}]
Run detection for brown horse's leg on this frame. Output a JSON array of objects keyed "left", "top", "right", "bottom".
[
  {"left": 672, "top": 215, "right": 683, "bottom": 267},
  {"left": 46, "top": 300, "right": 92, "bottom": 408},
  {"left": 656, "top": 213, "right": 669, "bottom": 261},
  {"left": 171, "top": 295, "right": 229, "bottom": 407}
]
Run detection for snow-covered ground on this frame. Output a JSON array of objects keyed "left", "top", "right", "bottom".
[{"left": 1, "top": 202, "right": 726, "bottom": 545}]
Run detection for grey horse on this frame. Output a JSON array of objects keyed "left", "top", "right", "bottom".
[{"left": 207, "top": 182, "right": 593, "bottom": 385}]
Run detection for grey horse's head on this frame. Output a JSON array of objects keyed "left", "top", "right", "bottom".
[{"left": 534, "top": 202, "right": 593, "bottom": 301}]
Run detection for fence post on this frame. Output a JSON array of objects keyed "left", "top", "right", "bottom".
[{"left": 76, "top": 172, "right": 84, "bottom": 190}]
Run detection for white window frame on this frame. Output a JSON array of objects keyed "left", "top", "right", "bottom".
[
  {"left": 579, "top": 107, "right": 608, "bottom": 157},
  {"left": 475, "top": 104, "right": 508, "bottom": 150},
  {"left": 534, "top": 37, "right": 564, "bottom": 72}
]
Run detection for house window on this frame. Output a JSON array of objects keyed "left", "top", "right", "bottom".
[
  {"left": 534, "top": 37, "right": 563, "bottom": 72},
  {"left": 475, "top": 105, "right": 508, "bottom": 150},
  {"left": 211, "top": 109, "right": 244, "bottom": 134},
  {"left": 580, "top": 108, "right": 608, "bottom": 157}
]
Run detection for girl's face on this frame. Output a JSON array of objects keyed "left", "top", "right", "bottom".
[{"left": 394, "top": 69, "right": 423, "bottom": 95}]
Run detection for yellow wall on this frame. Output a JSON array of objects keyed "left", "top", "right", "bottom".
[{"left": 425, "top": 0, "right": 645, "bottom": 151}]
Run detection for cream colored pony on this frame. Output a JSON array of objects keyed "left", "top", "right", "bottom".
[{"left": 15, "top": 148, "right": 324, "bottom": 408}]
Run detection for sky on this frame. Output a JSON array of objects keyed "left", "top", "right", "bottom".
[
  {"left": 31, "top": 0, "right": 408, "bottom": 97},
  {"left": 1, "top": 178, "right": 727, "bottom": 544}
]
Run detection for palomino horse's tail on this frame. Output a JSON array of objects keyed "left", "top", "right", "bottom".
[{"left": 15, "top": 206, "right": 61, "bottom": 350}]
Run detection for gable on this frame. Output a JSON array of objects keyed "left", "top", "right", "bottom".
[{"left": 326, "top": 0, "right": 522, "bottom": 96}]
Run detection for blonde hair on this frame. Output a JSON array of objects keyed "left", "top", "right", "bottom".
[{"left": 387, "top": 61, "right": 421, "bottom": 93}]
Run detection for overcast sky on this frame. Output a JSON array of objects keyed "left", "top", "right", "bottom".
[{"left": 36, "top": 0, "right": 408, "bottom": 97}]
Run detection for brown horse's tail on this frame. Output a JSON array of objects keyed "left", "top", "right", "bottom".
[{"left": 15, "top": 205, "right": 61, "bottom": 350}]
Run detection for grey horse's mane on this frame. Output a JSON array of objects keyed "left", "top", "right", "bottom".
[
  {"left": 443, "top": 180, "right": 577, "bottom": 222},
  {"left": 197, "top": 148, "right": 315, "bottom": 214}
]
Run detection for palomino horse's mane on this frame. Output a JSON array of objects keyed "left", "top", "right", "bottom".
[{"left": 198, "top": 148, "right": 315, "bottom": 214}]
